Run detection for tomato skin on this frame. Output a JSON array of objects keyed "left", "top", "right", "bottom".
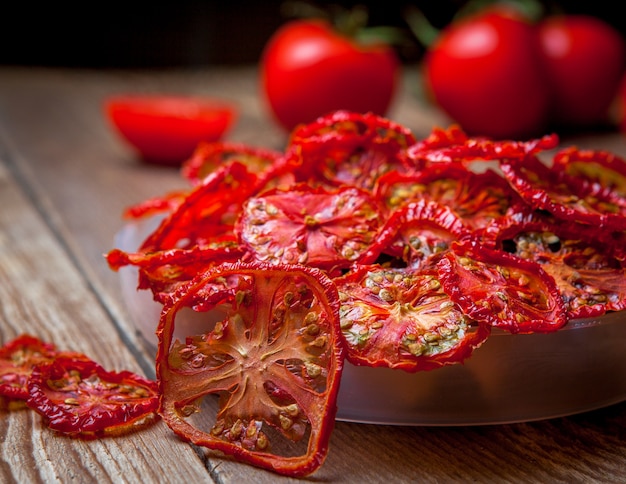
[
  {"left": 424, "top": 8, "right": 550, "bottom": 139},
  {"left": 539, "top": 15, "right": 626, "bottom": 126},
  {"left": 260, "top": 20, "right": 399, "bottom": 132}
]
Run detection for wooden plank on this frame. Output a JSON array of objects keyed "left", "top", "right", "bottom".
[{"left": 0, "top": 157, "right": 213, "bottom": 483}]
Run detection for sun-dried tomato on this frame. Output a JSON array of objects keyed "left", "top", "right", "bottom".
[
  {"left": 437, "top": 239, "right": 568, "bottom": 334},
  {"left": 236, "top": 183, "right": 383, "bottom": 272},
  {"left": 478, "top": 217, "right": 626, "bottom": 319},
  {"left": 156, "top": 261, "right": 343, "bottom": 477},
  {"left": 26, "top": 356, "right": 159, "bottom": 438},
  {"left": 500, "top": 154, "right": 626, "bottom": 232},
  {"left": 334, "top": 264, "right": 490, "bottom": 371}
]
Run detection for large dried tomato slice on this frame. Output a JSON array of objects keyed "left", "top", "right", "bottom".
[
  {"left": 26, "top": 356, "right": 159, "bottom": 438},
  {"left": 156, "top": 261, "right": 343, "bottom": 477},
  {"left": 480, "top": 218, "right": 626, "bottom": 319},
  {"left": 500, "top": 154, "right": 626, "bottom": 231},
  {"left": 236, "top": 183, "right": 383, "bottom": 271},
  {"left": 359, "top": 199, "right": 471, "bottom": 269},
  {"left": 0, "top": 334, "right": 58, "bottom": 404},
  {"left": 334, "top": 265, "right": 490, "bottom": 371},
  {"left": 437, "top": 240, "right": 568, "bottom": 334}
]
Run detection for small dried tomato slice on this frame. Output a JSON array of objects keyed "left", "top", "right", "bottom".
[
  {"left": 140, "top": 161, "right": 260, "bottom": 252},
  {"left": 236, "top": 184, "right": 383, "bottom": 271},
  {"left": 335, "top": 265, "right": 490, "bottom": 371},
  {"left": 286, "top": 111, "right": 416, "bottom": 190},
  {"left": 437, "top": 240, "right": 568, "bottom": 334},
  {"left": 500, "top": 155, "right": 626, "bottom": 231},
  {"left": 106, "top": 245, "right": 245, "bottom": 303},
  {"left": 359, "top": 200, "right": 471, "bottom": 269},
  {"left": 481, "top": 218, "right": 626, "bottom": 319},
  {"left": 156, "top": 261, "right": 343, "bottom": 477},
  {"left": 181, "top": 141, "right": 283, "bottom": 185},
  {"left": 552, "top": 146, "right": 626, "bottom": 205},
  {"left": 123, "top": 190, "right": 189, "bottom": 220},
  {"left": 375, "top": 163, "right": 525, "bottom": 230},
  {"left": 26, "top": 356, "right": 159, "bottom": 438},
  {"left": 0, "top": 334, "right": 58, "bottom": 403},
  {"left": 406, "top": 132, "right": 559, "bottom": 166}
]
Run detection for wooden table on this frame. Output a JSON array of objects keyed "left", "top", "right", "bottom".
[{"left": 1, "top": 66, "right": 625, "bottom": 483}]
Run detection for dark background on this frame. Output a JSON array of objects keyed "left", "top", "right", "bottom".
[{"left": 2, "top": 1, "right": 625, "bottom": 68}]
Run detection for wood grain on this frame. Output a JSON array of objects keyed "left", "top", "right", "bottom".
[{"left": 0, "top": 66, "right": 625, "bottom": 483}]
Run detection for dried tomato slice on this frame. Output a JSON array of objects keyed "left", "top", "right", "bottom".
[
  {"left": 236, "top": 183, "right": 383, "bottom": 271},
  {"left": 285, "top": 111, "right": 416, "bottom": 190},
  {"left": 140, "top": 162, "right": 260, "bottom": 252},
  {"left": 500, "top": 155, "right": 626, "bottom": 231},
  {"left": 334, "top": 265, "right": 490, "bottom": 371},
  {"left": 0, "top": 334, "right": 58, "bottom": 404},
  {"left": 552, "top": 146, "right": 626, "bottom": 205},
  {"left": 406, "top": 132, "right": 559, "bottom": 166},
  {"left": 26, "top": 356, "right": 159, "bottom": 438},
  {"left": 181, "top": 141, "right": 283, "bottom": 186},
  {"left": 106, "top": 245, "right": 245, "bottom": 303},
  {"left": 122, "top": 190, "right": 189, "bottom": 220},
  {"left": 359, "top": 200, "right": 471, "bottom": 269},
  {"left": 437, "top": 240, "right": 568, "bottom": 334},
  {"left": 480, "top": 218, "right": 626, "bottom": 319},
  {"left": 375, "top": 163, "right": 525, "bottom": 230},
  {"left": 156, "top": 261, "right": 343, "bottom": 477}
]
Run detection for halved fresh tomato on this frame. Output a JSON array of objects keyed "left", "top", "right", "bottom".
[
  {"left": 105, "top": 95, "right": 237, "bottom": 165},
  {"left": 334, "top": 264, "right": 490, "bottom": 371},
  {"left": 156, "top": 261, "right": 343, "bottom": 477},
  {"left": 437, "top": 239, "right": 568, "bottom": 334},
  {"left": 236, "top": 183, "right": 383, "bottom": 272},
  {"left": 26, "top": 356, "right": 159, "bottom": 438}
]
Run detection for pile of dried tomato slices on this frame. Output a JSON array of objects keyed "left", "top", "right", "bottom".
[{"left": 107, "top": 111, "right": 626, "bottom": 476}]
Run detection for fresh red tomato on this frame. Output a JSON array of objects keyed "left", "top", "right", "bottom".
[
  {"left": 539, "top": 15, "right": 626, "bottom": 127},
  {"left": 105, "top": 95, "right": 237, "bottom": 165},
  {"left": 423, "top": 7, "right": 551, "bottom": 139},
  {"left": 260, "top": 19, "right": 399, "bottom": 132}
]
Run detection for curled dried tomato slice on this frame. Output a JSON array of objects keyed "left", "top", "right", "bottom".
[
  {"left": 335, "top": 265, "right": 490, "bottom": 371},
  {"left": 500, "top": 155, "right": 626, "bottom": 232},
  {"left": 26, "top": 356, "right": 159, "bottom": 438},
  {"left": 375, "top": 163, "right": 525, "bottom": 230},
  {"left": 0, "top": 334, "right": 58, "bottom": 404},
  {"left": 437, "top": 240, "right": 568, "bottom": 334},
  {"left": 552, "top": 146, "right": 626, "bottom": 205},
  {"left": 181, "top": 141, "right": 283, "bottom": 186},
  {"left": 406, "top": 132, "right": 559, "bottom": 166},
  {"left": 285, "top": 111, "right": 416, "bottom": 190},
  {"left": 107, "top": 245, "right": 245, "bottom": 303},
  {"left": 122, "top": 190, "right": 189, "bottom": 221},
  {"left": 480, "top": 218, "right": 626, "bottom": 319},
  {"left": 156, "top": 261, "right": 343, "bottom": 477},
  {"left": 140, "top": 162, "right": 260, "bottom": 252},
  {"left": 236, "top": 183, "right": 383, "bottom": 271},
  {"left": 359, "top": 199, "right": 471, "bottom": 269}
]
